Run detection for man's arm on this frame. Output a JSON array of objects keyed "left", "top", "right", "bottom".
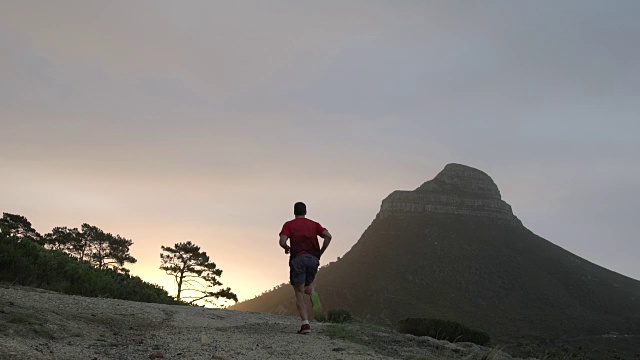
[
  {"left": 279, "top": 234, "right": 290, "bottom": 254},
  {"left": 319, "top": 229, "right": 332, "bottom": 257}
]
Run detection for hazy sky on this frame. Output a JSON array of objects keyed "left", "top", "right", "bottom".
[{"left": 2, "top": 1, "right": 639, "bottom": 302}]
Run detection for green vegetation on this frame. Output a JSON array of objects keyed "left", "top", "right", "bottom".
[
  {"left": 160, "top": 241, "right": 237, "bottom": 306},
  {"left": 1, "top": 211, "right": 237, "bottom": 306},
  {"left": 320, "top": 320, "right": 514, "bottom": 360},
  {"left": 315, "top": 308, "right": 353, "bottom": 323},
  {"left": 397, "top": 318, "right": 491, "bottom": 346},
  {"left": 512, "top": 341, "right": 640, "bottom": 360},
  {"left": 44, "top": 224, "right": 136, "bottom": 271},
  {"left": 0, "top": 212, "right": 179, "bottom": 304},
  {"left": 322, "top": 323, "right": 366, "bottom": 345},
  {"left": 326, "top": 308, "right": 353, "bottom": 323}
]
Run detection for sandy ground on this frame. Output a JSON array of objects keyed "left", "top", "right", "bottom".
[{"left": 0, "top": 285, "right": 532, "bottom": 360}]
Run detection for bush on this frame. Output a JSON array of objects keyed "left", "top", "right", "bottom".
[
  {"left": 0, "top": 234, "right": 180, "bottom": 305},
  {"left": 325, "top": 308, "right": 353, "bottom": 323},
  {"left": 397, "top": 317, "right": 490, "bottom": 346}
]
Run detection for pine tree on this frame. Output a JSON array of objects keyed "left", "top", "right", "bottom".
[
  {"left": 0, "top": 213, "right": 42, "bottom": 243},
  {"left": 160, "top": 241, "right": 237, "bottom": 306}
]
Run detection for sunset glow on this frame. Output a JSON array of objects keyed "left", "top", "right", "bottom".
[{"left": 2, "top": 1, "right": 639, "bottom": 303}]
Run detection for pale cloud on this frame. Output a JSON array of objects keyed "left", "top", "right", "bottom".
[{"left": 0, "top": 1, "right": 417, "bottom": 99}]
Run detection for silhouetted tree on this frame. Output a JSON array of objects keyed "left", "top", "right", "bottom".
[
  {"left": 44, "top": 226, "right": 81, "bottom": 252},
  {"left": 0, "top": 213, "right": 42, "bottom": 243},
  {"left": 160, "top": 241, "right": 237, "bottom": 306},
  {"left": 81, "top": 224, "right": 137, "bottom": 271},
  {"left": 41, "top": 222, "right": 136, "bottom": 271}
]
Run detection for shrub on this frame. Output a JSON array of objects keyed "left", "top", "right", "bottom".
[
  {"left": 323, "top": 324, "right": 365, "bottom": 345},
  {"left": 397, "top": 317, "right": 490, "bottom": 346},
  {"left": 0, "top": 233, "right": 180, "bottom": 305},
  {"left": 326, "top": 308, "right": 353, "bottom": 323}
]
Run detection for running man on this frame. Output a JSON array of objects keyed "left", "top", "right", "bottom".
[{"left": 279, "top": 202, "right": 332, "bottom": 334}]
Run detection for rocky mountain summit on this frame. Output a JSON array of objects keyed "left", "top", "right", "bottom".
[{"left": 380, "top": 163, "right": 519, "bottom": 224}]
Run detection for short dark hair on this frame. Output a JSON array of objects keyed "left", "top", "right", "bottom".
[{"left": 294, "top": 202, "right": 307, "bottom": 216}]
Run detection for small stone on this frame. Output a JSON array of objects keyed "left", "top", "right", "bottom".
[
  {"left": 149, "top": 351, "right": 164, "bottom": 359},
  {"left": 332, "top": 347, "right": 347, "bottom": 352}
]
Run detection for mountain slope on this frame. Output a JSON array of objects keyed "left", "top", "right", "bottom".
[{"left": 234, "top": 164, "right": 640, "bottom": 344}]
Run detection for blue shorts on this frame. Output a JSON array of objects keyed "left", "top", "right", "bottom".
[{"left": 289, "top": 254, "right": 320, "bottom": 286}]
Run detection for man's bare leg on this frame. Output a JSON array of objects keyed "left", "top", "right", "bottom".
[
  {"left": 293, "top": 284, "right": 308, "bottom": 321},
  {"left": 304, "top": 283, "right": 315, "bottom": 295}
]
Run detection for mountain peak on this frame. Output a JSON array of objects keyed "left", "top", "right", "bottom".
[
  {"left": 417, "top": 163, "right": 501, "bottom": 200},
  {"left": 380, "top": 163, "right": 519, "bottom": 224}
]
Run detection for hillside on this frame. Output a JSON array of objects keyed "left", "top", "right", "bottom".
[
  {"left": 0, "top": 284, "right": 528, "bottom": 360},
  {"left": 233, "top": 164, "right": 640, "bottom": 358}
]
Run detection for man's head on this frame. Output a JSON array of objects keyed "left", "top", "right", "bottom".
[{"left": 294, "top": 202, "right": 307, "bottom": 216}]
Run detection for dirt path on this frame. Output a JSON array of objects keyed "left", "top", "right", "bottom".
[{"left": 0, "top": 285, "right": 529, "bottom": 360}]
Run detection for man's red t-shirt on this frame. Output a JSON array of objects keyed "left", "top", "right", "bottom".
[{"left": 280, "top": 218, "right": 326, "bottom": 259}]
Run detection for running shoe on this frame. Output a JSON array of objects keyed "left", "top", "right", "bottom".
[{"left": 297, "top": 324, "right": 311, "bottom": 334}]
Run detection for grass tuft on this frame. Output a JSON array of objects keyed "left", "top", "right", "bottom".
[
  {"left": 322, "top": 324, "right": 366, "bottom": 345},
  {"left": 397, "top": 317, "right": 490, "bottom": 346},
  {"left": 326, "top": 308, "right": 353, "bottom": 323}
]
